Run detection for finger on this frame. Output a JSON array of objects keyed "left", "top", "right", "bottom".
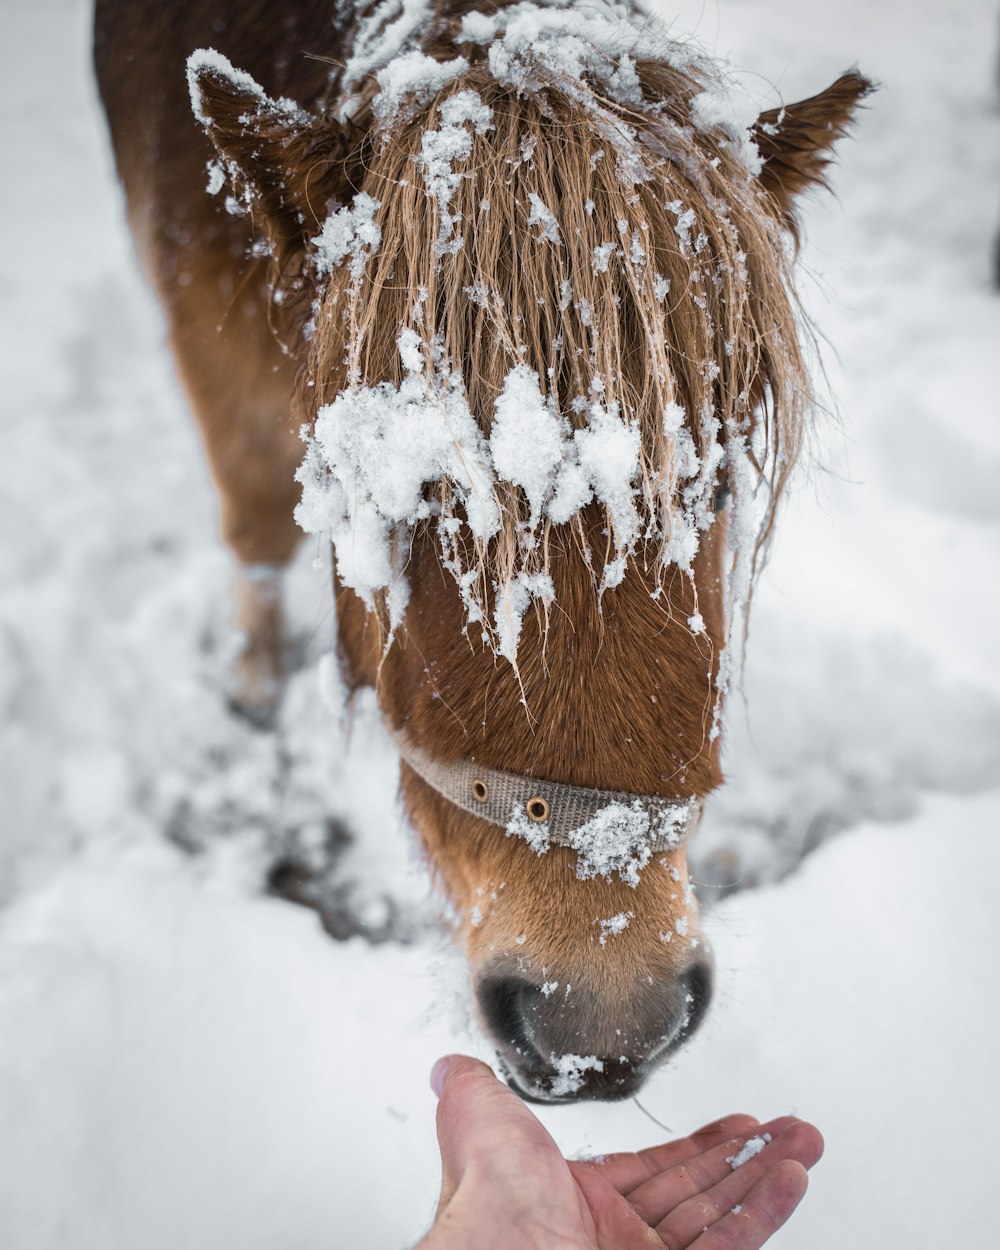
[
  {"left": 627, "top": 1117, "right": 820, "bottom": 1228},
  {"left": 431, "top": 1054, "right": 565, "bottom": 1211},
  {"left": 693, "top": 1159, "right": 810, "bottom": 1250},
  {"left": 573, "top": 1115, "right": 761, "bottom": 1195},
  {"left": 627, "top": 1117, "right": 798, "bottom": 1223},
  {"left": 654, "top": 1123, "right": 823, "bottom": 1245}
]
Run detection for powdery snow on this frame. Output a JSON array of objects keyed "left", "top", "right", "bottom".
[
  {"left": 549, "top": 1053, "right": 605, "bottom": 1098},
  {"left": 597, "top": 910, "right": 634, "bottom": 945},
  {"left": 311, "top": 191, "right": 382, "bottom": 280},
  {"left": 727, "top": 1132, "right": 772, "bottom": 1168}
]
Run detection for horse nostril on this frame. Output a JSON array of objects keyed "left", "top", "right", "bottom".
[
  {"left": 680, "top": 958, "right": 714, "bottom": 1040},
  {"left": 476, "top": 976, "right": 542, "bottom": 1060}
]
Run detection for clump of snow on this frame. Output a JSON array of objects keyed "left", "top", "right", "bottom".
[
  {"left": 204, "top": 159, "right": 225, "bottom": 195},
  {"left": 373, "top": 50, "right": 469, "bottom": 124},
  {"left": 418, "top": 91, "right": 494, "bottom": 257},
  {"left": 571, "top": 808, "right": 651, "bottom": 886},
  {"left": 494, "top": 572, "right": 555, "bottom": 664},
  {"left": 726, "top": 1132, "right": 772, "bottom": 1169},
  {"left": 489, "top": 366, "right": 564, "bottom": 530},
  {"left": 592, "top": 242, "right": 617, "bottom": 273},
  {"left": 298, "top": 308, "right": 650, "bottom": 658},
  {"left": 342, "top": 0, "right": 435, "bottom": 96},
  {"left": 600, "top": 556, "right": 628, "bottom": 593},
  {"left": 457, "top": 1, "right": 679, "bottom": 108},
  {"left": 505, "top": 796, "right": 694, "bottom": 879},
  {"left": 597, "top": 911, "right": 634, "bottom": 945},
  {"left": 295, "top": 334, "right": 498, "bottom": 637},
  {"left": 312, "top": 193, "right": 382, "bottom": 281},
  {"left": 690, "top": 77, "right": 763, "bottom": 175},
  {"left": 549, "top": 1052, "right": 604, "bottom": 1098},
  {"left": 505, "top": 803, "right": 552, "bottom": 854},
  {"left": 527, "top": 193, "right": 562, "bottom": 244},
  {"left": 568, "top": 402, "right": 642, "bottom": 551}
]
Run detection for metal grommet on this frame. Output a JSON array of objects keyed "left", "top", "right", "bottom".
[
  {"left": 526, "top": 796, "right": 550, "bottom": 823},
  {"left": 471, "top": 778, "right": 489, "bottom": 803}
]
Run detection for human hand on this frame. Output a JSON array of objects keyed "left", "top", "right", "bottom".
[{"left": 416, "top": 1055, "right": 823, "bottom": 1250}]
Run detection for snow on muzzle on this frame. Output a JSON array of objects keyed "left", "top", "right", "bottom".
[{"left": 474, "top": 956, "right": 714, "bottom": 1103}]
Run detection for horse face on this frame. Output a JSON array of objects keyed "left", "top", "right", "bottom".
[
  {"left": 336, "top": 510, "right": 727, "bottom": 1101},
  {"left": 187, "top": 44, "right": 871, "bottom": 1102}
]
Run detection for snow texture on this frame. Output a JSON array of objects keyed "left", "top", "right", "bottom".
[
  {"left": 598, "top": 910, "right": 634, "bottom": 945},
  {"left": 311, "top": 192, "right": 382, "bottom": 280},
  {"left": 549, "top": 1053, "right": 605, "bottom": 1098},
  {"left": 726, "top": 1132, "right": 772, "bottom": 1168}
]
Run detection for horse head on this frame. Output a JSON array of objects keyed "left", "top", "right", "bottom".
[{"left": 188, "top": 8, "right": 870, "bottom": 1100}]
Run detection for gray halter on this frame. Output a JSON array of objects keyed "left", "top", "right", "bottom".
[{"left": 393, "top": 730, "right": 701, "bottom": 853}]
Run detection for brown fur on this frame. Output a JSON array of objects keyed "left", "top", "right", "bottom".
[{"left": 95, "top": 0, "right": 871, "bottom": 1095}]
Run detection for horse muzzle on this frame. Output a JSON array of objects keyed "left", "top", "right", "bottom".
[{"left": 475, "top": 956, "right": 714, "bottom": 1103}]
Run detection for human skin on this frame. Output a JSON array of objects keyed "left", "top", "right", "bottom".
[{"left": 416, "top": 1056, "right": 824, "bottom": 1250}]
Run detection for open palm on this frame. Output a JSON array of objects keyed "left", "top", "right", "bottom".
[{"left": 420, "top": 1056, "right": 823, "bottom": 1250}]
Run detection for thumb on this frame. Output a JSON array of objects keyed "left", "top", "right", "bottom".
[{"left": 430, "top": 1055, "right": 563, "bottom": 1211}]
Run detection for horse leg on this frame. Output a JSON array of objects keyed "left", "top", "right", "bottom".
[{"left": 161, "top": 254, "right": 303, "bottom": 720}]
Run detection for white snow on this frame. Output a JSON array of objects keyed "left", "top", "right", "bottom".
[
  {"left": 372, "top": 49, "right": 469, "bottom": 124},
  {"left": 727, "top": 1132, "right": 772, "bottom": 1168},
  {"left": 295, "top": 336, "right": 498, "bottom": 632},
  {"left": 489, "top": 365, "right": 565, "bottom": 531},
  {"left": 493, "top": 570, "right": 556, "bottom": 664},
  {"left": 458, "top": 0, "right": 683, "bottom": 107},
  {"left": 548, "top": 1053, "right": 605, "bottom": 1098},
  {"left": 343, "top": 0, "right": 434, "bottom": 95},
  {"left": 597, "top": 910, "right": 634, "bottom": 945},
  {"left": 417, "top": 91, "right": 494, "bottom": 257},
  {"left": 2, "top": 2, "right": 1000, "bottom": 1250},
  {"left": 311, "top": 191, "right": 382, "bottom": 280},
  {"left": 592, "top": 241, "right": 617, "bottom": 273},
  {"left": 527, "top": 192, "right": 562, "bottom": 244},
  {"left": 505, "top": 802, "right": 553, "bottom": 854}
]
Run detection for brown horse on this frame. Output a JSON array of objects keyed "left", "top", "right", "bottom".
[{"left": 94, "top": 0, "right": 869, "bottom": 1102}]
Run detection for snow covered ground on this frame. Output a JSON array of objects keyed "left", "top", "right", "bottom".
[{"left": 1, "top": 1, "right": 999, "bottom": 1247}]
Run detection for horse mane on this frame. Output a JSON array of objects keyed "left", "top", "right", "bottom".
[{"left": 299, "top": 43, "right": 812, "bottom": 652}]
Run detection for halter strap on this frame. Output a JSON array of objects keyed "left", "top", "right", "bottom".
[{"left": 392, "top": 729, "right": 701, "bottom": 853}]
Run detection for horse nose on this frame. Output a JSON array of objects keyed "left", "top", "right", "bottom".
[{"left": 476, "top": 960, "right": 714, "bottom": 1101}]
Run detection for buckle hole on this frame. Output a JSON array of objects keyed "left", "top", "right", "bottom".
[{"left": 526, "top": 797, "right": 549, "bottom": 823}]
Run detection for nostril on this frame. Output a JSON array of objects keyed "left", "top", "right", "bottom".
[
  {"left": 476, "top": 976, "right": 542, "bottom": 1059},
  {"left": 680, "top": 959, "right": 714, "bottom": 1039}
]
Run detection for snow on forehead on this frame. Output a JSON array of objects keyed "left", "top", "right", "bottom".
[
  {"left": 343, "top": 0, "right": 435, "bottom": 93},
  {"left": 343, "top": 1, "right": 759, "bottom": 170},
  {"left": 373, "top": 50, "right": 470, "bottom": 123},
  {"left": 458, "top": 0, "right": 690, "bottom": 91}
]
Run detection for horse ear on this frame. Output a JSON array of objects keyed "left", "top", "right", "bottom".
[
  {"left": 752, "top": 71, "right": 874, "bottom": 233},
  {"left": 186, "top": 49, "right": 344, "bottom": 249}
]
